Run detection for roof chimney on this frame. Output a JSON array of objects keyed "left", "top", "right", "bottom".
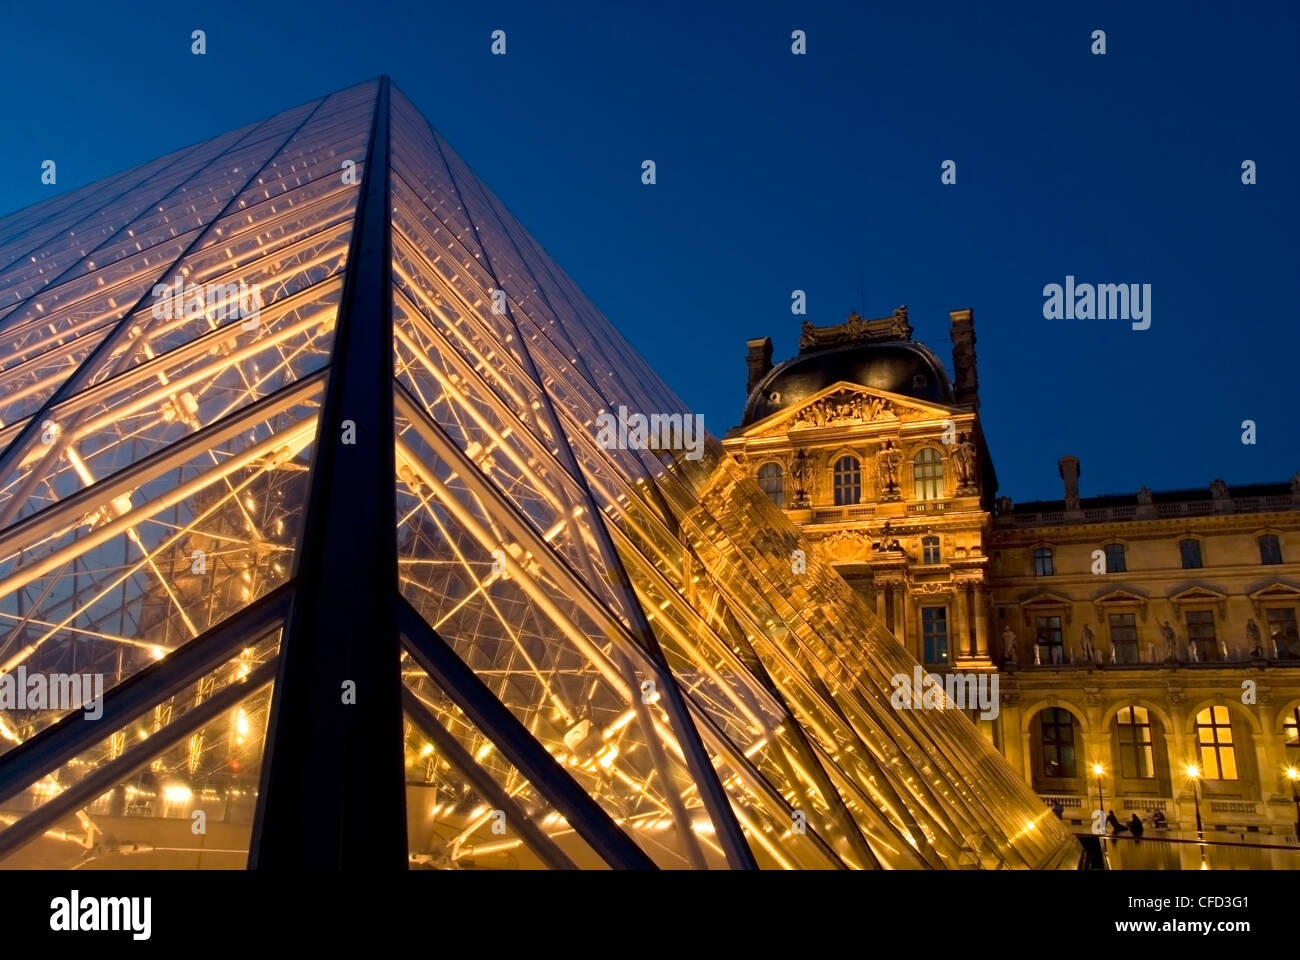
[
  {"left": 745, "top": 337, "right": 773, "bottom": 397},
  {"left": 949, "top": 309, "right": 979, "bottom": 409}
]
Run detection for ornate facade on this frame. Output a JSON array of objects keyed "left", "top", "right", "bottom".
[{"left": 726, "top": 309, "right": 1300, "bottom": 840}]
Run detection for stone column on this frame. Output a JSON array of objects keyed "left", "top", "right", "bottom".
[
  {"left": 1168, "top": 701, "right": 1191, "bottom": 828},
  {"left": 954, "top": 584, "right": 970, "bottom": 662},
  {"left": 974, "top": 583, "right": 990, "bottom": 659},
  {"left": 907, "top": 595, "right": 921, "bottom": 662}
]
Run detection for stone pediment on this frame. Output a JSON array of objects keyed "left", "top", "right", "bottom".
[
  {"left": 1019, "top": 591, "right": 1074, "bottom": 609},
  {"left": 1169, "top": 585, "right": 1229, "bottom": 605},
  {"left": 1094, "top": 587, "right": 1148, "bottom": 605},
  {"left": 1169, "top": 585, "right": 1228, "bottom": 617},
  {"left": 738, "top": 382, "right": 957, "bottom": 439},
  {"left": 1092, "top": 587, "right": 1150, "bottom": 622},
  {"left": 1248, "top": 581, "right": 1300, "bottom": 602}
]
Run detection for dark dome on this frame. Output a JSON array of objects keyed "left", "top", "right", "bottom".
[{"left": 741, "top": 341, "right": 954, "bottom": 426}]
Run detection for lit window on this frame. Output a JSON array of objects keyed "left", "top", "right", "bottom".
[
  {"left": 1194, "top": 706, "right": 1237, "bottom": 780},
  {"left": 1267, "top": 608, "right": 1299, "bottom": 659},
  {"left": 922, "top": 606, "right": 948, "bottom": 664},
  {"left": 1259, "top": 534, "right": 1283, "bottom": 565},
  {"left": 913, "top": 448, "right": 944, "bottom": 501},
  {"left": 1040, "top": 708, "right": 1077, "bottom": 778},
  {"left": 1179, "top": 539, "right": 1202, "bottom": 569},
  {"left": 1033, "top": 548, "right": 1054, "bottom": 577},
  {"left": 757, "top": 462, "right": 784, "bottom": 507},
  {"left": 922, "top": 536, "right": 940, "bottom": 565},
  {"left": 1117, "top": 706, "right": 1155, "bottom": 779},
  {"left": 833, "top": 456, "right": 861, "bottom": 506},
  {"left": 1284, "top": 707, "right": 1300, "bottom": 767}
]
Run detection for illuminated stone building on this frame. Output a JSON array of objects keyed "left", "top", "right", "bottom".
[
  {"left": 727, "top": 311, "right": 1300, "bottom": 842},
  {"left": 0, "top": 80, "right": 1078, "bottom": 870}
]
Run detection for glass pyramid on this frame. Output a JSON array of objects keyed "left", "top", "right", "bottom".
[{"left": 0, "top": 77, "right": 1078, "bottom": 869}]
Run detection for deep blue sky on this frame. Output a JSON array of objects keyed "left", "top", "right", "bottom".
[{"left": 2, "top": 1, "right": 1296, "bottom": 502}]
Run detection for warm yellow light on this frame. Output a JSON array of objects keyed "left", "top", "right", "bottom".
[
  {"left": 1091, "top": 763, "right": 1104, "bottom": 776},
  {"left": 235, "top": 710, "right": 249, "bottom": 737},
  {"left": 150, "top": 646, "right": 166, "bottom": 660},
  {"left": 1286, "top": 767, "right": 1300, "bottom": 782},
  {"left": 1186, "top": 764, "right": 1201, "bottom": 779},
  {"left": 163, "top": 783, "right": 192, "bottom": 804}
]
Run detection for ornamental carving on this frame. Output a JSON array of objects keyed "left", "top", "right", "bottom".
[
  {"left": 912, "top": 581, "right": 951, "bottom": 595},
  {"left": 798, "top": 306, "right": 911, "bottom": 352},
  {"left": 791, "top": 389, "right": 901, "bottom": 430},
  {"left": 820, "top": 530, "right": 869, "bottom": 562}
]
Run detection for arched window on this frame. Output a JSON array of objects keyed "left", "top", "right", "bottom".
[
  {"left": 833, "top": 456, "right": 861, "bottom": 506},
  {"left": 1040, "top": 708, "right": 1077, "bottom": 778},
  {"left": 1033, "top": 548, "right": 1054, "bottom": 577},
  {"left": 1284, "top": 706, "right": 1300, "bottom": 767},
  {"left": 1117, "top": 706, "right": 1155, "bottom": 779},
  {"left": 913, "top": 448, "right": 944, "bottom": 501},
  {"left": 757, "top": 462, "right": 784, "bottom": 507},
  {"left": 1194, "top": 706, "right": 1237, "bottom": 780},
  {"left": 921, "top": 536, "right": 941, "bottom": 565},
  {"left": 1269, "top": 608, "right": 1299, "bottom": 659}
]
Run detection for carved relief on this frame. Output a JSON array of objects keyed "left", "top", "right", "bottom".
[
  {"left": 791, "top": 389, "right": 901, "bottom": 430},
  {"left": 821, "top": 529, "right": 869, "bottom": 562},
  {"left": 798, "top": 306, "right": 910, "bottom": 352},
  {"left": 913, "top": 581, "right": 951, "bottom": 595}
]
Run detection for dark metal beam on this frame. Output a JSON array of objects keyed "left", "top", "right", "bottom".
[
  {"left": 0, "top": 583, "right": 291, "bottom": 805},
  {"left": 0, "top": 661, "right": 276, "bottom": 863},
  {"left": 397, "top": 596, "right": 655, "bottom": 870},
  {"left": 0, "top": 97, "right": 330, "bottom": 512},
  {"left": 401, "top": 687, "right": 578, "bottom": 870},
  {"left": 250, "top": 76, "right": 405, "bottom": 868}
]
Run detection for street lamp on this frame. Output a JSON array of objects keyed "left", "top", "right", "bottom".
[
  {"left": 1286, "top": 767, "right": 1300, "bottom": 842},
  {"left": 1092, "top": 762, "right": 1106, "bottom": 830},
  {"left": 1185, "top": 763, "right": 1204, "bottom": 839}
]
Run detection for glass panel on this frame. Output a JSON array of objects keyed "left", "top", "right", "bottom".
[{"left": 0, "top": 649, "right": 276, "bottom": 869}]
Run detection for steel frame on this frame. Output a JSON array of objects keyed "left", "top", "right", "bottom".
[{"left": 0, "top": 76, "right": 1082, "bottom": 871}]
